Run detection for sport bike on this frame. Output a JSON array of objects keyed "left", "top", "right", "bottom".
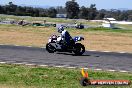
[{"left": 46, "top": 35, "right": 85, "bottom": 55}]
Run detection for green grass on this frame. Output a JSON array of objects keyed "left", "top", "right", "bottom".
[
  {"left": 1, "top": 14, "right": 132, "bottom": 29},
  {"left": 0, "top": 14, "right": 100, "bottom": 25},
  {"left": 66, "top": 27, "right": 132, "bottom": 35},
  {"left": 1, "top": 24, "right": 132, "bottom": 36},
  {"left": 0, "top": 14, "right": 73, "bottom": 23},
  {"left": 0, "top": 64, "right": 131, "bottom": 88}
]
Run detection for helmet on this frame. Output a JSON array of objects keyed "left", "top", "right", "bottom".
[{"left": 58, "top": 26, "right": 64, "bottom": 33}]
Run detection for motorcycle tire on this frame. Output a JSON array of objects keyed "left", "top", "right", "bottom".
[
  {"left": 73, "top": 43, "right": 85, "bottom": 55},
  {"left": 46, "top": 43, "right": 56, "bottom": 53}
]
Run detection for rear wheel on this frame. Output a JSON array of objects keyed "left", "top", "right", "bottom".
[
  {"left": 46, "top": 43, "right": 56, "bottom": 53},
  {"left": 73, "top": 43, "right": 85, "bottom": 55}
]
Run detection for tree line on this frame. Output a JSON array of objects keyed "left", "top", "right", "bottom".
[
  {"left": 0, "top": 2, "right": 57, "bottom": 18},
  {"left": 0, "top": 1, "right": 132, "bottom": 21}
]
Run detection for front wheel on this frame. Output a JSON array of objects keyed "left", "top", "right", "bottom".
[
  {"left": 73, "top": 43, "right": 85, "bottom": 55},
  {"left": 46, "top": 43, "right": 56, "bottom": 53}
]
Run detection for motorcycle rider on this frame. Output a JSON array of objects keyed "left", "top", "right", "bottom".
[{"left": 57, "top": 26, "right": 72, "bottom": 47}]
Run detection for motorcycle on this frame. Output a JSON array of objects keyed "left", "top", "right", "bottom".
[{"left": 46, "top": 35, "right": 85, "bottom": 55}]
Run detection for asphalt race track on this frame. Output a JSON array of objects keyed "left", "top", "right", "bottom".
[{"left": 0, "top": 45, "right": 132, "bottom": 72}]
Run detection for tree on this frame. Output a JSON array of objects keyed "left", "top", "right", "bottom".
[
  {"left": 118, "top": 12, "right": 128, "bottom": 21},
  {"left": 5, "top": 2, "right": 17, "bottom": 15},
  {"left": 48, "top": 7, "right": 57, "bottom": 18},
  {"left": 95, "top": 11, "right": 105, "bottom": 20},
  {"left": 38, "top": 8, "right": 48, "bottom": 17},
  {"left": 15, "top": 6, "right": 26, "bottom": 16},
  {"left": 79, "top": 6, "right": 89, "bottom": 19},
  {"left": 0, "top": 5, "right": 5, "bottom": 14},
  {"left": 56, "top": 6, "right": 66, "bottom": 14},
  {"left": 33, "top": 8, "right": 40, "bottom": 17},
  {"left": 65, "top": 0, "right": 79, "bottom": 19},
  {"left": 87, "top": 4, "right": 97, "bottom": 20}
]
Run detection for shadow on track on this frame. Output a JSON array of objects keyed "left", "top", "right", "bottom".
[
  {"left": 56, "top": 52, "right": 101, "bottom": 57},
  {"left": 56, "top": 52, "right": 91, "bottom": 56}
]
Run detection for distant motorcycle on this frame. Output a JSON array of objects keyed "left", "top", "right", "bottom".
[{"left": 46, "top": 35, "right": 85, "bottom": 55}]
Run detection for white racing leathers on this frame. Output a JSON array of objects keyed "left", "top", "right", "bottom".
[{"left": 59, "top": 30, "right": 72, "bottom": 45}]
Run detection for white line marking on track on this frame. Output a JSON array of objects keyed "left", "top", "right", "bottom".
[
  {"left": 88, "top": 50, "right": 97, "bottom": 52},
  {"left": 94, "top": 69, "right": 102, "bottom": 71},
  {"left": 13, "top": 63, "right": 24, "bottom": 65},
  {"left": 26, "top": 46, "right": 33, "bottom": 47},
  {"left": 87, "top": 50, "right": 128, "bottom": 54},
  {"left": 80, "top": 68, "right": 88, "bottom": 70},
  {"left": 39, "top": 65, "right": 48, "bottom": 67},
  {"left": 119, "top": 70, "right": 128, "bottom": 73},
  {"left": 19, "top": 62, "right": 28, "bottom": 64},
  {"left": 0, "top": 61, "right": 131, "bottom": 73},
  {"left": 14, "top": 45, "right": 21, "bottom": 46},
  {"left": 25, "top": 64, "right": 36, "bottom": 66},
  {"left": 55, "top": 65, "right": 65, "bottom": 68},
  {"left": 0, "top": 62, "right": 6, "bottom": 64},
  {"left": 119, "top": 52, "right": 126, "bottom": 54},
  {"left": 67, "top": 67, "right": 76, "bottom": 69},
  {"left": 103, "top": 51, "right": 111, "bottom": 52},
  {"left": 107, "top": 69, "right": 116, "bottom": 72}
]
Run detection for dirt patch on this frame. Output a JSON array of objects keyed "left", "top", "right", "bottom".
[{"left": 83, "top": 32, "right": 132, "bottom": 53}]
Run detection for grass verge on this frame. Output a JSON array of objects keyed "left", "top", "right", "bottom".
[
  {"left": 0, "top": 64, "right": 131, "bottom": 88},
  {"left": 0, "top": 14, "right": 101, "bottom": 26}
]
